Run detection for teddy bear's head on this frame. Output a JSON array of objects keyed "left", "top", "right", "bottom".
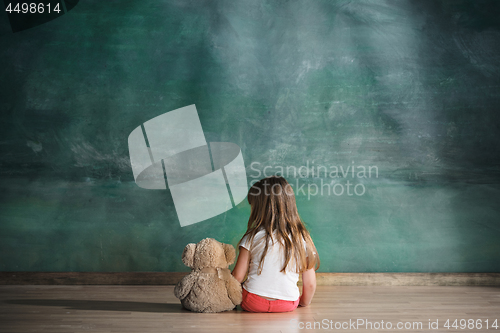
[{"left": 181, "top": 238, "right": 236, "bottom": 269}]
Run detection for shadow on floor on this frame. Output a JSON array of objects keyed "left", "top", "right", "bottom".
[{"left": 3, "top": 299, "right": 190, "bottom": 313}]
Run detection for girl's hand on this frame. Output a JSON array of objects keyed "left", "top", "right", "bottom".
[
  {"left": 299, "top": 267, "right": 316, "bottom": 307},
  {"left": 231, "top": 246, "right": 250, "bottom": 283}
]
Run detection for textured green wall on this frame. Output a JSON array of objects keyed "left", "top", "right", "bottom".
[{"left": 1, "top": 0, "right": 499, "bottom": 272}]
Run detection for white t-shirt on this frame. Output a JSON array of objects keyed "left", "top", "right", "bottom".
[{"left": 239, "top": 229, "right": 309, "bottom": 301}]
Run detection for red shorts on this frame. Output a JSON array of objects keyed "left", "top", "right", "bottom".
[{"left": 241, "top": 288, "right": 300, "bottom": 313}]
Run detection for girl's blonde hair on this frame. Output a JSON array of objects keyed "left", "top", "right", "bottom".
[{"left": 238, "top": 175, "right": 320, "bottom": 274}]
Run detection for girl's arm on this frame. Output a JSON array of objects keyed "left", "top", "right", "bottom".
[
  {"left": 231, "top": 246, "right": 250, "bottom": 283},
  {"left": 299, "top": 267, "right": 316, "bottom": 307}
]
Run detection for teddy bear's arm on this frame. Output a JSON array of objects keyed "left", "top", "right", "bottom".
[
  {"left": 174, "top": 273, "right": 196, "bottom": 300},
  {"left": 225, "top": 275, "right": 243, "bottom": 305}
]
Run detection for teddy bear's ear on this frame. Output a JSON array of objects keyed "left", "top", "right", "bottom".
[
  {"left": 182, "top": 243, "right": 196, "bottom": 268},
  {"left": 223, "top": 243, "right": 236, "bottom": 265}
]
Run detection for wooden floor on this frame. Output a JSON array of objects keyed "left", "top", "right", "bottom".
[{"left": 1, "top": 285, "right": 499, "bottom": 333}]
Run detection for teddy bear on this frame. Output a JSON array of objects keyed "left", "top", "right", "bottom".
[{"left": 174, "top": 238, "right": 242, "bottom": 313}]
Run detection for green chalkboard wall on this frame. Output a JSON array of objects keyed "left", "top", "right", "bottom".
[{"left": 1, "top": 0, "right": 499, "bottom": 273}]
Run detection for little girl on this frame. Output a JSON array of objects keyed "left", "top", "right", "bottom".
[{"left": 231, "top": 175, "right": 320, "bottom": 313}]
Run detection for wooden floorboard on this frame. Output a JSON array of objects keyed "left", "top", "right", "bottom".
[{"left": 1, "top": 285, "right": 499, "bottom": 332}]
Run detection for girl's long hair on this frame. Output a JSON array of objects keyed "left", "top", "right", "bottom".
[{"left": 238, "top": 175, "right": 320, "bottom": 274}]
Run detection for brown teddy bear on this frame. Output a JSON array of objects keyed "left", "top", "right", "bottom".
[{"left": 174, "top": 238, "right": 242, "bottom": 313}]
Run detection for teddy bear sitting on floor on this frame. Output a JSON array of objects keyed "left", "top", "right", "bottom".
[{"left": 174, "top": 238, "right": 242, "bottom": 313}]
